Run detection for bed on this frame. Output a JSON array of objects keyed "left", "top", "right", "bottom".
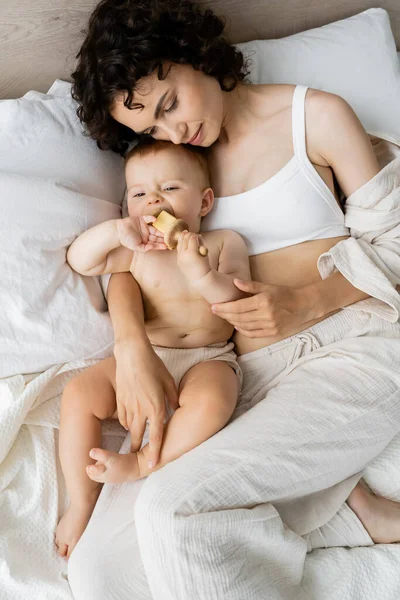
[{"left": 1, "top": 1, "right": 400, "bottom": 599}]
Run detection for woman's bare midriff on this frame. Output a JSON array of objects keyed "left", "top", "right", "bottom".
[{"left": 234, "top": 235, "right": 349, "bottom": 356}]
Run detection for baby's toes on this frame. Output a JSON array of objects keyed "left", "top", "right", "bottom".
[
  {"left": 86, "top": 463, "right": 106, "bottom": 482},
  {"left": 89, "top": 447, "right": 111, "bottom": 463}
]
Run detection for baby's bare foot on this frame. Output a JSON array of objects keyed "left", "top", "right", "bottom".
[
  {"left": 55, "top": 500, "right": 97, "bottom": 560},
  {"left": 86, "top": 448, "right": 142, "bottom": 483},
  {"left": 347, "top": 482, "right": 400, "bottom": 544}
]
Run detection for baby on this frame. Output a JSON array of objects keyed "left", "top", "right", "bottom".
[{"left": 55, "top": 139, "right": 250, "bottom": 559}]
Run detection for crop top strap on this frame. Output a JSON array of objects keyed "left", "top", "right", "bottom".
[
  {"left": 291, "top": 85, "right": 345, "bottom": 216},
  {"left": 291, "top": 85, "right": 309, "bottom": 163}
]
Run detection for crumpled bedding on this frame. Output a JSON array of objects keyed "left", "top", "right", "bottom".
[
  {"left": 1, "top": 358, "right": 400, "bottom": 600},
  {"left": 0, "top": 362, "right": 125, "bottom": 600}
]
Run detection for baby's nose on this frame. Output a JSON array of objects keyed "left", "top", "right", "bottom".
[{"left": 147, "top": 195, "right": 162, "bottom": 205}]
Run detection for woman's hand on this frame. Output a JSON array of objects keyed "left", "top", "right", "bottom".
[
  {"left": 114, "top": 340, "right": 179, "bottom": 468},
  {"left": 116, "top": 215, "right": 168, "bottom": 252},
  {"left": 211, "top": 279, "right": 320, "bottom": 338}
]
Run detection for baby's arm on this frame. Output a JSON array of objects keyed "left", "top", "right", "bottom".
[
  {"left": 178, "top": 230, "right": 251, "bottom": 304},
  {"left": 67, "top": 219, "right": 133, "bottom": 276}
]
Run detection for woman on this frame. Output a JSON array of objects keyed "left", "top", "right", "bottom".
[{"left": 67, "top": 1, "right": 400, "bottom": 599}]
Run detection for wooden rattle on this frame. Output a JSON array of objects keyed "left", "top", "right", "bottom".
[{"left": 152, "top": 210, "right": 208, "bottom": 256}]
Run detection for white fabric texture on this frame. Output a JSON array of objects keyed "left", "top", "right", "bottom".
[
  {"left": 0, "top": 81, "right": 125, "bottom": 377},
  {"left": 238, "top": 8, "right": 400, "bottom": 145},
  {"left": 151, "top": 341, "right": 242, "bottom": 390},
  {"left": 318, "top": 155, "right": 400, "bottom": 323},
  {"left": 0, "top": 360, "right": 126, "bottom": 600},
  {"left": 67, "top": 308, "right": 400, "bottom": 600}
]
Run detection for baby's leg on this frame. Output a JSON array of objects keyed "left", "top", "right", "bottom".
[
  {"left": 55, "top": 357, "right": 118, "bottom": 559},
  {"left": 88, "top": 360, "right": 239, "bottom": 483}
]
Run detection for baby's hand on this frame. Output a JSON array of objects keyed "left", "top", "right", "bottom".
[
  {"left": 177, "top": 231, "right": 211, "bottom": 283},
  {"left": 117, "top": 215, "right": 167, "bottom": 252}
]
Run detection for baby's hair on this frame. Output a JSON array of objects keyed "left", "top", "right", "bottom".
[{"left": 125, "top": 138, "right": 210, "bottom": 186}]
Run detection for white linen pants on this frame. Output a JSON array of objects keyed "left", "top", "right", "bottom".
[{"left": 68, "top": 309, "right": 400, "bottom": 600}]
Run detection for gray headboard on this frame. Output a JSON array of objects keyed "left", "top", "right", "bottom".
[{"left": 1, "top": 0, "right": 399, "bottom": 99}]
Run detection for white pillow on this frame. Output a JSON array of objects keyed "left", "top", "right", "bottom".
[
  {"left": 0, "top": 82, "right": 125, "bottom": 377},
  {"left": 238, "top": 8, "right": 400, "bottom": 145}
]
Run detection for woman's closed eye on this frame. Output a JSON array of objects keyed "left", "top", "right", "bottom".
[
  {"left": 165, "top": 97, "right": 178, "bottom": 114},
  {"left": 147, "top": 97, "right": 179, "bottom": 137}
]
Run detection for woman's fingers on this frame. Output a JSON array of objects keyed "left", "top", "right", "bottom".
[
  {"left": 235, "top": 327, "right": 271, "bottom": 338},
  {"left": 148, "top": 417, "right": 165, "bottom": 469},
  {"left": 130, "top": 414, "right": 147, "bottom": 453},
  {"left": 164, "top": 374, "right": 179, "bottom": 412},
  {"left": 117, "top": 402, "right": 128, "bottom": 430},
  {"left": 212, "top": 296, "right": 259, "bottom": 315},
  {"left": 126, "top": 410, "right": 135, "bottom": 432},
  {"left": 233, "top": 279, "right": 267, "bottom": 294},
  {"left": 220, "top": 311, "right": 264, "bottom": 324},
  {"left": 233, "top": 321, "right": 268, "bottom": 331}
]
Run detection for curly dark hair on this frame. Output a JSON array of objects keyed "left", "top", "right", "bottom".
[{"left": 71, "top": 0, "right": 248, "bottom": 155}]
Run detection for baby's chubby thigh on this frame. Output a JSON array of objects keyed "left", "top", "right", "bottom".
[{"left": 177, "top": 358, "right": 240, "bottom": 427}]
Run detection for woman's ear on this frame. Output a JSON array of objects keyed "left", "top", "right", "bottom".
[{"left": 199, "top": 188, "right": 214, "bottom": 217}]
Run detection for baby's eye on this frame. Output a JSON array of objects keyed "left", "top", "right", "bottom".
[
  {"left": 133, "top": 192, "right": 146, "bottom": 198},
  {"left": 164, "top": 187, "right": 177, "bottom": 191}
]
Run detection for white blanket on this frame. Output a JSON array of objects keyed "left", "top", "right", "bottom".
[
  {"left": 0, "top": 362, "right": 125, "bottom": 600},
  {"left": 1, "top": 356, "right": 400, "bottom": 600}
]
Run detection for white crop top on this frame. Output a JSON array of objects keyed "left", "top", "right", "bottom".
[{"left": 201, "top": 85, "right": 349, "bottom": 256}]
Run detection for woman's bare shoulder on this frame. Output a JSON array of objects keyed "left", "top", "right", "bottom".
[
  {"left": 304, "top": 88, "right": 380, "bottom": 195},
  {"left": 252, "top": 84, "right": 345, "bottom": 121},
  {"left": 246, "top": 83, "right": 296, "bottom": 115}
]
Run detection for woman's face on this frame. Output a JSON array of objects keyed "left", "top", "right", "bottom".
[{"left": 111, "top": 64, "right": 225, "bottom": 147}]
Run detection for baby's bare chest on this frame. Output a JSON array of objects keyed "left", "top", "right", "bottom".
[
  {"left": 131, "top": 234, "right": 220, "bottom": 309},
  {"left": 132, "top": 251, "right": 188, "bottom": 295}
]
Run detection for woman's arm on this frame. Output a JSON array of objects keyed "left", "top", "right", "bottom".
[
  {"left": 292, "top": 90, "right": 379, "bottom": 317},
  {"left": 306, "top": 90, "right": 400, "bottom": 320},
  {"left": 108, "top": 272, "right": 179, "bottom": 467}
]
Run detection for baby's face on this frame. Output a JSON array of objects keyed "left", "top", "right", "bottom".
[{"left": 125, "top": 146, "right": 212, "bottom": 231}]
